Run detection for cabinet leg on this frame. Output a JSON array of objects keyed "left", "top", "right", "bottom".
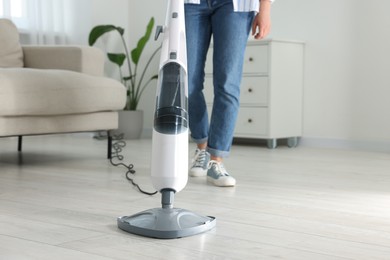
[
  {"left": 287, "top": 137, "right": 299, "bottom": 148},
  {"left": 267, "top": 139, "right": 277, "bottom": 149},
  {"left": 107, "top": 131, "right": 112, "bottom": 159},
  {"left": 18, "top": 136, "right": 23, "bottom": 152}
]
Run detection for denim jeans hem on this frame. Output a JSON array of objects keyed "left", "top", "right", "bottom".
[
  {"left": 207, "top": 147, "right": 230, "bottom": 158},
  {"left": 191, "top": 136, "right": 208, "bottom": 145}
]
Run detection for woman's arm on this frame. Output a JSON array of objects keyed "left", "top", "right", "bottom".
[{"left": 252, "top": 0, "right": 272, "bottom": 40}]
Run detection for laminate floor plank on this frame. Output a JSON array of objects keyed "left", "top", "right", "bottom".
[{"left": 1, "top": 134, "right": 390, "bottom": 259}]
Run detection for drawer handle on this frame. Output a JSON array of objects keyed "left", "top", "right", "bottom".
[
  {"left": 248, "top": 119, "right": 253, "bottom": 123},
  {"left": 249, "top": 57, "right": 254, "bottom": 62},
  {"left": 248, "top": 88, "right": 253, "bottom": 93}
]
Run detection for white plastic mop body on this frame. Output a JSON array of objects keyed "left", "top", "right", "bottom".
[{"left": 117, "top": 0, "right": 216, "bottom": 239}]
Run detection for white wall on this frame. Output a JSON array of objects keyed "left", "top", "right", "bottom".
[
  {"left": 66, "top": 0, "right": 129, "bottom": 45},
  {"left": 350, "top": 1, "right": 390, "bottom": 143},
  {"left": 269, "top": 0, "right": 390, "bottom": 148},
  {"left": 129, "top": 1, "right": 390, "bottom": 149},
  {"left": 66, "top": 0, "right": 130, "bottom": 80}
]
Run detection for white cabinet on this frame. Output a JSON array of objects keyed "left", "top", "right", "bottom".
[{"left": 204, "top": 39, "right": 304, "bottom": 148}]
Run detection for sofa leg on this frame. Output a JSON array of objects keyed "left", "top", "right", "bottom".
[
  {"left": 18, "top": 136, "right": 23, "bottom": 152},
  {"left": 107, "top": 131, "right": 112, "bottom": 159}
]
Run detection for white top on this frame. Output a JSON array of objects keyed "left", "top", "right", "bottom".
[{"left": 184, "top": 0, "right": 274, "bottom": 12}]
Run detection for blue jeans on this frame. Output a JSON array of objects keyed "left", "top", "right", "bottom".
[{"left": 185, "top": 0, "right": 255, "bottom": 158}]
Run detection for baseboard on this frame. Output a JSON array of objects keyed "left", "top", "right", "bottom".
[{"left": 300, "top": 137, "right": 390, "bottom": 153}]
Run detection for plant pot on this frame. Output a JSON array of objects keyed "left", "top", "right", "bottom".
[{"left": 114, "top": 110, "right": 144, "bottom": 139}]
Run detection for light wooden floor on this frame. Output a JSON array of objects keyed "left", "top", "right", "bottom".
[{"left": 1, "top": 134, "right": 390, "bottom": 260}]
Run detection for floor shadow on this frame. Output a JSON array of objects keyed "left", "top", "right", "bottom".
[{"left": 0, "top": 151, "right": 87, "bottom": 166}]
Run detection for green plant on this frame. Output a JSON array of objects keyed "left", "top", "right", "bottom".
[{"left": 88, "top": 17, "right": 160, "bottom": 110}]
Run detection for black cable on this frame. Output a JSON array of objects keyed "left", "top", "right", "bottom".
[{"left": 107, "top": 133, "right": 158, "bottom": 196}]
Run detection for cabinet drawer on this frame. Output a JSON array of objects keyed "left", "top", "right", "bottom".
[
  {"left": 243, "top": 45, "right": 269, "bottom": 74},
  {"left": 235, "top": 107, "right": 268, "bottom": 136},
  {"left": 203, "top": 76, "right": 268, "bottom": 105},
  {"left": 240, "top": 76, "right": 268, "bottom": 105},
  {"left": 204, "top": 44, "right": 269, "bottom": 75}
]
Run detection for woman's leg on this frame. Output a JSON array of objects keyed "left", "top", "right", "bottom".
[
  {"left": 207, "top": 1, "right": 255, "bottom": 159},
  {"left": 185, "top": 2, "right": 213, "bottom": 147}
]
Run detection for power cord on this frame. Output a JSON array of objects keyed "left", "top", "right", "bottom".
[{"left": 96, "top": 132, "right": 158, "bottom": 196}]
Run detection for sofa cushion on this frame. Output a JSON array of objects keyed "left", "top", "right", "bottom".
[
  {"left": 0, "top": 19, "right": 24, "bottom": 68},
  {"left": 0, "top": 68, "right": 126, "bottom": 116}
]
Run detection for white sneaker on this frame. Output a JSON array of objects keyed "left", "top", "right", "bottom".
[
  {"left": 207, "top": 160, "right": 236, "bottom": 187},
  {"left": 189, "top": 149, "right": 210, "bottom": 177}
]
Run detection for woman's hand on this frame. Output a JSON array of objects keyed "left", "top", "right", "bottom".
[{"left": 252, "top": 0, "right": 272, "bottom": 40}]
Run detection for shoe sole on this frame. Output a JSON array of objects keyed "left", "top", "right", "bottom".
[
  {"left": 189, "top": 168, "right": 207, "bottom": 177},
  {"left": 207, "top": 176, "right": 236, "bottom": 187}
]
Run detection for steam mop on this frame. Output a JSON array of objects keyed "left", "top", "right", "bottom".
[{"left": 117, "top": 0, "right": 216, "bottom": 239}]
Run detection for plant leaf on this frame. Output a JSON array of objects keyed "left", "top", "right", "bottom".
[
  {"left": 131, "top": 17, "right": 154, "bottom": 65},
  {"left": 107, "top": 53, "right": 126, "bottom": 67},
  {"left": 88, "top": 25, "right": 125, "bottom": 46}
]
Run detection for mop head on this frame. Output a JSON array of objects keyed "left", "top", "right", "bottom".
[{"left": 118, "top": 208, "right": 216, "bottom": 239}]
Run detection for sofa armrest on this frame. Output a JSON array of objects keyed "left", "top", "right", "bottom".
[{"left": 22, "top": 46, "right": 105, "bottom": 76}]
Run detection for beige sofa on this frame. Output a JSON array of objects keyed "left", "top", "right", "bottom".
[{"left": 0, "top": 19, "right": 126, "bottom": 158}]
